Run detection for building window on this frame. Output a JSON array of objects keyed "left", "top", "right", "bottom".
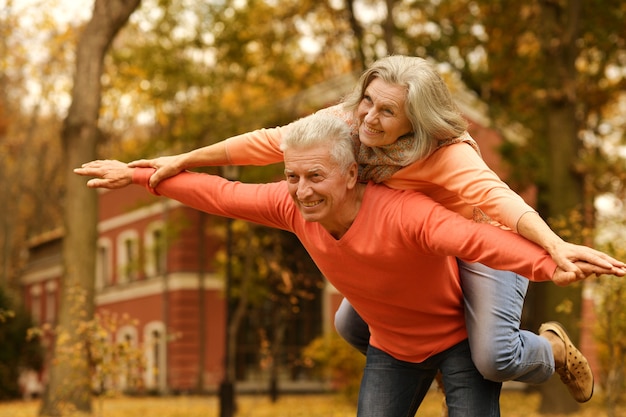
[
  {"left": 144, "top": 322, "right": 166, "bottom": 392},
  {"left": 117, "top": 230, "right": 139, "bottom": 284},
  {"left": 144, "top": 221, "right": 166, "bottom": 278},
  {"left": 45, "top": 281, "right": 57, "bottom": 325},
  {"left": 116, "top": 325, "right": 139, "bottom": 391},
  {"left": 29, "top": 285, "right": 42, "bottom": 324},
  {"left": 96, "top": 238, "right": 112, "bottom": 289}
]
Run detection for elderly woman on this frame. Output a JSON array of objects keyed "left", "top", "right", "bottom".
[{"left": 129, "top": 55, "right": 625, "bottom": 402}]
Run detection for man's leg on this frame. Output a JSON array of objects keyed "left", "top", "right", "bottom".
[
  {"left": 357, "top": 345, "right": 436, "bottom": 417},
  {"left": 458, "top": 260, "right": 554, "bottom": 384},
  {"left": 334, "top": 298, "right": 370, "bottom": 355},
  {"left": 439, "top": 339, "right": 502, "bottom": 417}
]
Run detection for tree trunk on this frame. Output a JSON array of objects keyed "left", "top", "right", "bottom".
[
  {"left": 344, "top": 0, "right": 366, "bottom": 71},
  {"left": 532, "top": 0, "right": 585, "bottom": 413},
  {"left": 39, "top": 1, "right": 141, "bottom": 415}
]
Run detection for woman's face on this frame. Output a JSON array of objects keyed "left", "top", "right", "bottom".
[{"left": 356, "top": 78, "right": 413, "bottom": 147}]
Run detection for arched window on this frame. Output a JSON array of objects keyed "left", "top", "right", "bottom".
[
  {"left": 116, "top": 325, "right": 139, "bottom": 391},
  {"left": 144, "top": 321, "right": 167, "bottom": 392}
]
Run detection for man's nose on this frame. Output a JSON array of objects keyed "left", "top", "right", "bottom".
[{"left": 296, "top": 180, "right": 312, "bottom": 199}]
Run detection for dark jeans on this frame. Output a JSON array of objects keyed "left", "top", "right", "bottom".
[{"left": 357, "top": 340, "right": 501, "bottom": 417}]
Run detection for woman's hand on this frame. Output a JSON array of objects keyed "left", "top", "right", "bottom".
[
  {"left": 128, "top": 155, "right": 185, "bottom": 188},
  {"left": 548, "top": 240, "right": 626, "bottom": 280},
  {"left": 517, "top": 211, "right": 626, "bottom": 279}
]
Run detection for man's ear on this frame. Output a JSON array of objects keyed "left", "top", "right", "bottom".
[{"left": 346, "top": 162, "right": 359, "bottom": 189}]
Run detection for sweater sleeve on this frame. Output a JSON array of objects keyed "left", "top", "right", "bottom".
[
  {"left": 132, "top": 168, "right": 294, "bottom": 232},
  {"left": 401, "top": 192, "right": 556, "bottom": 282},
  {"left": 222, "top": 104, "right": 353, "bottom": 166},
  {"left": 223, "top": 126, "right": 289, "bottom": 165},
  {"left": 385, "top": 141, "right": 535, "bottom": 232}
]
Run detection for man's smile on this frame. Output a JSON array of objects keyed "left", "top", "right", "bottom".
[{"left": 300, "top": 199, "right": 323, "bottom": 208}]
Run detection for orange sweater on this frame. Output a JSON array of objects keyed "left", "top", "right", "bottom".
[{"left": 135, "top": 169, "right": 556, "bottom": 362}]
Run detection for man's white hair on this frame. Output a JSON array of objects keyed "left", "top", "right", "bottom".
[{"left": 280, "top": 113, "right": 357, "bottom": 171}]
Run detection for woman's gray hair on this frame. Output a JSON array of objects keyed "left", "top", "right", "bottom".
[
  {"left": 342, "top": 55, "right": 468, "bottom": 164},
  {"left": 280, "top": 113, "right": 357, "bottom": 172}
]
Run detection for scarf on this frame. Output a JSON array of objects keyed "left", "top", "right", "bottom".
[
  {"left": 358, "top": 131, "right": 481, "bottom": 183},
  {"left": 358, "top": 136, "right": 415, "bottom": 183}
]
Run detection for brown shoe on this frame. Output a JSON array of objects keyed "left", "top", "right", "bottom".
[{"left": 539, "top": 321, "right": 594, "bottom": 402}]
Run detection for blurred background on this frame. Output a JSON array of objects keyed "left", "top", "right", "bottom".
[{"left": 0, "top": 0, "right": 625, "bottom": 416}]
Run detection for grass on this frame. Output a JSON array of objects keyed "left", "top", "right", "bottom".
[{"left": 0, "top": 389, "right": 621, "bottom": 417}]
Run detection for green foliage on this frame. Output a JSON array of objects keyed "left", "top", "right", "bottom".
[
  {"left": 594, "top": 219, "right": 626, "bottom": 417},
  {"left": 301, "top": 332, "right": 365, "bottom": 402},
  {"left": 594, "top": 272, "right": 626, "bottom": 417},
  {"left": 0, "top": 287, "right": 44, "bottom": 400}
]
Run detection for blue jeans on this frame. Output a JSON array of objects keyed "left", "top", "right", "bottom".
[
  {"left": 358, "top": 340, "right": 501, "bottom": 417},
  {"left": 334, "top": 261, "right": 555, "bottom": 384}
]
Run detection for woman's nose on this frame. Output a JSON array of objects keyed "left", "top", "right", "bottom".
[{"left": 364, "top": 108, "right": 378, "bottom": 123}]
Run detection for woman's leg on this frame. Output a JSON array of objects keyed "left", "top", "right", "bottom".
[
  {"left": 334, "top": 298, "right": 370, "bottom": 355},
  {"left": 440, "top": 339, "right": 501, "bottom": 417},
  {"left": 357, "top": 345, "right": 437, "bottom": 417},
  {"left": 458, "top": 260, "right": 554, "bottom": 384}
]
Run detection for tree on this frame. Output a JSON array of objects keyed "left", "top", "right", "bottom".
[{"left": 39, "top": 0, "right": 141, "bottom": 415}]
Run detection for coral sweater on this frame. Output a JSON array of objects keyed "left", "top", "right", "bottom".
[
  {"left": 134, "top": 169, "right": 556, "bottom": 363},
  {"left": 221, "top": 106, "right": 535, "bottom": 232}
]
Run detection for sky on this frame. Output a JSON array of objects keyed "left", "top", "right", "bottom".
[{"left": 2, "top": 0, "right": 93, "bottom": 26}]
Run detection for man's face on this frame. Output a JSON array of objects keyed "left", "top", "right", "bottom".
[{"left": 283, "top": 144, "right": 357, "bottom": 232}]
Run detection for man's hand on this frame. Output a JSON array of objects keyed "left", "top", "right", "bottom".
[
  {"left": 128, "top": 155, "right": 184, "bottom": 188},
  {"left": 552, "top": 261, "right": 624, "bottom": 286},
  {"left": 74, "top": 160, "right": 135, "bottom": 189}
]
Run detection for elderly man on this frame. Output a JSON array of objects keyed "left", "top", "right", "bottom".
[{"left": 75, "top": 113, "right": 610, "bottom": 417}]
